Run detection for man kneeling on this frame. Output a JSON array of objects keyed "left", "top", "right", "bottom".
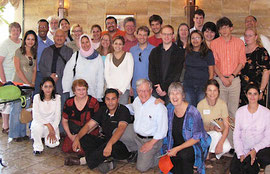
[{"left": 64, "top": 88, "right": 132, "bottom": 173}]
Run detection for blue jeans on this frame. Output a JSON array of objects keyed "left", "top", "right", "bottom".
[
  {"left": 34, "top": 71, "right": 43, "bottom": 95},
  {"left": 184, "top": 84, "right": 205, "bottom": 107},
  {"left": 9, "top": 98, "right": 31, "bottom": 138}
]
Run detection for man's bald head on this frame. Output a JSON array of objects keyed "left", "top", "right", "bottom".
[{"left": 54, "top": 29, "right": 65, "bottom": 47}]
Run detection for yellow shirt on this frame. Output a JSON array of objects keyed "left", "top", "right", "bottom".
[{"left": 197, "top": 98, "right": 228, "bottom": 127}]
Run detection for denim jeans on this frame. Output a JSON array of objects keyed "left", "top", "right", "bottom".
[
  {"left": 34, "top": 71, "right": 43, "bottom": 95},
  {"left": 9, "top": 98, "right": 31, "bottom": 138},
  {"left": 184, "top": 84, "right": 205, "bottom": 107}
]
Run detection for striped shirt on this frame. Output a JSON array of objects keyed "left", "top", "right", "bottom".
[{"left": 210, "top": 36, "right": 246, "bottom": 76}]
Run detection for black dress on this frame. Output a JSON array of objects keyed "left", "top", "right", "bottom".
[{"left": 240, "top": 47, "right": 270, "bottom": 106}]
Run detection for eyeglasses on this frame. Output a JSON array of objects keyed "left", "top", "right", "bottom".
[
  {"left": 139, "top": 52, "right": 142, "bottom": 62},
  {"left": 28, "top": 57, "right": 33, "bottom": 66}
]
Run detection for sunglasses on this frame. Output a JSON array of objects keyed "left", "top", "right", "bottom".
[
  {"left": 139, "top": 52, "right": 142, "bottom": 62},
  {"left": 28, "top": 57, "right": 33, "bottom": 66}
]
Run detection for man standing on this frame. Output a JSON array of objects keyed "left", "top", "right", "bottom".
[
  {"left": 123, "top": 17, "right": 137, "bottom": 52},
  {"left": 190, "top": 9, "right": 205, "bottom": 32},
  {"left": 148, "top": 14, "right": 163, "bottom": 47},
  {"left": 47, "top": 15, "right": 59, "bottom": 41},
  {"left": 148, "top": 25, "right": 185, "bottom": 104},
  {"left": 240, "top": 15, "right": 270, "bottom": 54},
  {"left": 65, "top": 89, "right": 133, "bottom": 174},
  {"left": 39, "top": 29, "right": 73, "bottom": 106},
  {"left": 121, "top": 79, "right": 168, "bottom": 173},
  {"left": 102, "top": 16, "right": 125, "bottom": 39},
  {"left": 210, "top": 17, "right": 246, "bottom": 145},
  {"left": 130, "top": 26, "right": 154, "bottom": 97},
  {"left": 34, "top": 19, "right": 54, "bottom": 94}
]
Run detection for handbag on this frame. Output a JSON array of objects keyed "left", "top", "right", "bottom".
[
  {"left": 20, "top": 106, "right": 32, "bottom": 124},
  {"left": 240, "top": 155, "right": 260, "bottom": 174}
]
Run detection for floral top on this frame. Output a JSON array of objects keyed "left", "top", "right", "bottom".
[{"left": 240, "top": 47, "right": 270, "bottom": 106}]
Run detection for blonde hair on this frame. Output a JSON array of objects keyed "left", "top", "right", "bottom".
[
  {"left": 245, "top": 28, "right": 263, "bottom": 47},
  {"left": 70, "top": 24, "right": 83, "bottom": 35}
]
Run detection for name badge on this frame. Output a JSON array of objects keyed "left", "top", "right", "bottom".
[{"left": 203, "top": 109, "right": 210, "bottom": 115}]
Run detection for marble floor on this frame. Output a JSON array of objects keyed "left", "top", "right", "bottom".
[{"left": 0, "top": 119, "right": 233, "bottom": 174}]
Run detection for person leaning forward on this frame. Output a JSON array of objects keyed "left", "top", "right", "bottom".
[{"left": 64, "top": 88, "right": 133, "bottom": 173}]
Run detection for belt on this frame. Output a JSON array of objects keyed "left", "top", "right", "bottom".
[{"left": 136, "top": 133, "right": 153, "bottom": 139}]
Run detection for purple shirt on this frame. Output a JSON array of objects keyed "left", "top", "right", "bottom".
[{"left": 234, "top": 105, "right": 270, "bottom": 158}]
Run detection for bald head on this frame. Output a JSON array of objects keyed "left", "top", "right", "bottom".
[
  {"left": 245, "top": 15, "right": 257, "bottom": 29},
  {"left": 54, "top": 29, "right": 65, "bottom": 47}
]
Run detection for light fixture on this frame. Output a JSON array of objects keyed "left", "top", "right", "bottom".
[{"left": 58, "top": 0, "right": 68, "bottom": 18}]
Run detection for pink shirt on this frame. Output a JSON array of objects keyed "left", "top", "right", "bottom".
[
  {"left": 210, "top": 36, "right": 246, "bottom": 76},
  {"left": 234, "top": 105, "right": 270, "bottom": 158},
  {"left": 123, "top": 36, "right": 137, "bottom": 52}
]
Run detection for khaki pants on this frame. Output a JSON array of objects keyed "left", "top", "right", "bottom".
[{"left": 215, "top": 76, "right": 241, "bottom": 147}]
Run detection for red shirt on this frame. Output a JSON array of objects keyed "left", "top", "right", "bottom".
[
  {"left": 148, "top": 35, "right": 162, "bottom": 47},
  {"left": 102, "top": 29, "right": 125, "bottom": 39}
]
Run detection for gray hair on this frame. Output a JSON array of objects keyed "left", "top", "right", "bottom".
[
  {"left": 136, "top": 79, "right": 152, "bottom": 90},
  {"left": 168, "top": 82, "right": 185, "bottom": 99},
  {"left": 123, "top": 17, "right": 136, "bottom": 27},
  {"left": 47, "top": 15, "right": 59, "bottom": 23}
]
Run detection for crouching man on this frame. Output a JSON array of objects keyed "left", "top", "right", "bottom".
[{"left": 64, "top": 88, "right": 133, "bottom": 173}]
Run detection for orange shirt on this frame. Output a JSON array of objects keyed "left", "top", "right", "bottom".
[
  {"left": 210, "top": 36, "right": 246, "bottom": 76},
  {"left": 101, "top": 29, "right": 125, "bottom": 39}
]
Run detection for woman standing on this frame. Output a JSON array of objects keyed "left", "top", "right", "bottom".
[
  {"left": 31, "top": 77, "right": 61, "bottom": 155},
  {"left": 62, "top": 34, "right": 104, "bottom": 101},
  {"left": 9, "top": 30, "right": 38, "bottom": 142},
  {"left": 240, "top": 28, "right": 270, "bottom": 107},
  {"left": 96, "top": 33, "right": 113, "bottom": 63},
  {"left": 59, "top": 18, "right": 73, "bottom": 43},
  {"left": 230, "top": 84, "right": 270, "bottom": 173},
  {"left": 162, "top": 82, "right": 211, "bottom": 174},
  {"left": 90, "top": 24, "right": 102, "bottom": 49},
  {"left": 197, "top": 79, "right": 231, "bottom": 160},
  {"left": 66, "top": 24, "right": 83, "bottom": 53},
  {"left": 183, "top": 30, "right": 215, "bottom": 106},
  {"left": 0, "top": 22, "right": 21, "bottom": 134},
  {"left": 176, "top": 23, "right": 189, "bottom": 50},
  {"left": 202, "top": 22, "right": 219, "bottom": 48},
  {"left": 62, "top": 79, "right": 100, "bottom": 154},
  {"left": 104, "top": 36, "right": 134, "bottom": 105}
]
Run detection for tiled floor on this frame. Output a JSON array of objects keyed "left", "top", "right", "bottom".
[{"left": 0, "top": 119, "right": 233, "bottom": 174}]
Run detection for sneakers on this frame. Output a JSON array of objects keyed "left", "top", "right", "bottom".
[{"left": 98, "top": 158, "right": 116, "bottom": 174}]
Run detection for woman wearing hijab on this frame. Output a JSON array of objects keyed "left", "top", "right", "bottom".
[{"left": 62, "top": 34, "right": 104, "bottom": 101}]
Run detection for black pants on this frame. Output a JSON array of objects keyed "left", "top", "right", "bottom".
[
  {"left": 230, "top": 147, "right": 270, "bottom": 174},
  {"left": 170, "top": 146, "right": 195, "bottom": 174},
  {"left": 80, "top": 134, "right": 131, "bottom": 169}
]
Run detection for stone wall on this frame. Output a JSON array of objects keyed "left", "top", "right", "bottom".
[{"left": 22, "top": 0, "right": 270, "bottom": 38}]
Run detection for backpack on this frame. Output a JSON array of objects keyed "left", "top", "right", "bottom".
[{"left": 0, "top": 85, "right": 26, "bottom": 107}]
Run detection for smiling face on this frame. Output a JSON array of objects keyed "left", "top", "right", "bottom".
[
  {"left": 60, "top": 19, "right": 70, "bottom": 32},
  {"left": 150, "top": 21, "right": 162, "bottom": 34},
  {"left": 244, "top": 29, "right": 257, "bottom": 46},
  {"left": 38, "top": 21, "right": 49, "bottom": 40},
  {"left": 105, "top": 92, "right": 119, "bottom": 112},
  {"left": 41, "top": 81, "right": 54, "bottom": 98},
  {"left": 72, "top": 26, "right": 83, "bottom": 40},
  {"left": 10, "top": 26, "right": 21, "bottom": 39},
  {"left": 106, "top": 18, "right": 117, "bottom": 32},
  {"left": 179, "top": 25, "right": 189, "bottom": 39},
  {"left": 169, "top": 90, "right": 184, "bottom": 107},
  {"left": 124, "top": 21, "right": 136, "bottom": 35},
  {"left": 91, "top": 27, "right": 101, "bottom": 41},
  {"left": 206, "top": 84, "right": 219, "bottom": 102},
  {"left": 193, "top": 14, "right": 204, "bottom": 29},
  {"left": 25, "top": 34, "right": 36, "bottom": 48},
  {"left": 74, "top": 85, "right": 88, "bottom": 98},
  {"left": 245, "top": 16, "right": 257, "bottom": 29},
  {"left": 219, "top": 25, "right": 233, "bottom": 38},
  {"left": 137, "top": 30, "right": 148, "bottom": 45},
  {"left": 203, "top": 29, "right": 216, "bottom": 42},
  {"left": 137, "top": 82, "right": 152, "bottom": 104},
  {"left": 246, "top": 88, "right": 259, "bottom": 104},
  {"left": 191, "top": 32, "right": 203, "bottom": 50},
  {"left": 112, "top": 39, "right": 124, "bottom": 53},
  {"left": 53, "top": 29, "right": 65, "bottom": 47},
  {"left": 101, "top": 35, "right": 111, "bottom": 49},
  {"left": 81, "top": 36, "right": 91, "bottom": 51},
  {"left": 161, "top": 27, "right": 174, "bottom": 45},
  {"left": 50, "top": 19, "right": 59, "bottom": 31}
]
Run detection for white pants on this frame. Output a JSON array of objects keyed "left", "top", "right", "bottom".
[
  {"left": 31, "top": 121, "right": 60, "bottom": 151},
  {"left": 208, "top": 131, "right": 231, "bottom": 159}
]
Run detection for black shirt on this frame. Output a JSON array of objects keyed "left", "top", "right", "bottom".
[
  {"left": 172, "top": 113, "right": 185, "bottom": 147},
  {"left": 161, "top": 45, "right": 173, "bottom": 81},
  {"left": 92, "top": 104, "right": 131, "bottom": 140}
]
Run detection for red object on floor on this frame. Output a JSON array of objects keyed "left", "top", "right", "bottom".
[{"left": 159, "top": 155, "right": 174, "bottom": 174}]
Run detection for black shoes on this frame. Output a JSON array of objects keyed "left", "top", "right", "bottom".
[
  {"left": 33, "top": 151, "right": 42, "bottom": 155},
  {"left": 98, "top": 157, "right": 116, "bottom": 174},
  {"left": 64, "top": 157, "right": 80, "bottom": 166}
]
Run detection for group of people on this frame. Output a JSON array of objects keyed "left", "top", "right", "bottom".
[{"left": 0, "top": 8, "right": 270, "bottom": 174}]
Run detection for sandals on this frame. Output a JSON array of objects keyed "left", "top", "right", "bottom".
[{"left": 2, "top": 128, "right": 9, "bottom": 134}]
